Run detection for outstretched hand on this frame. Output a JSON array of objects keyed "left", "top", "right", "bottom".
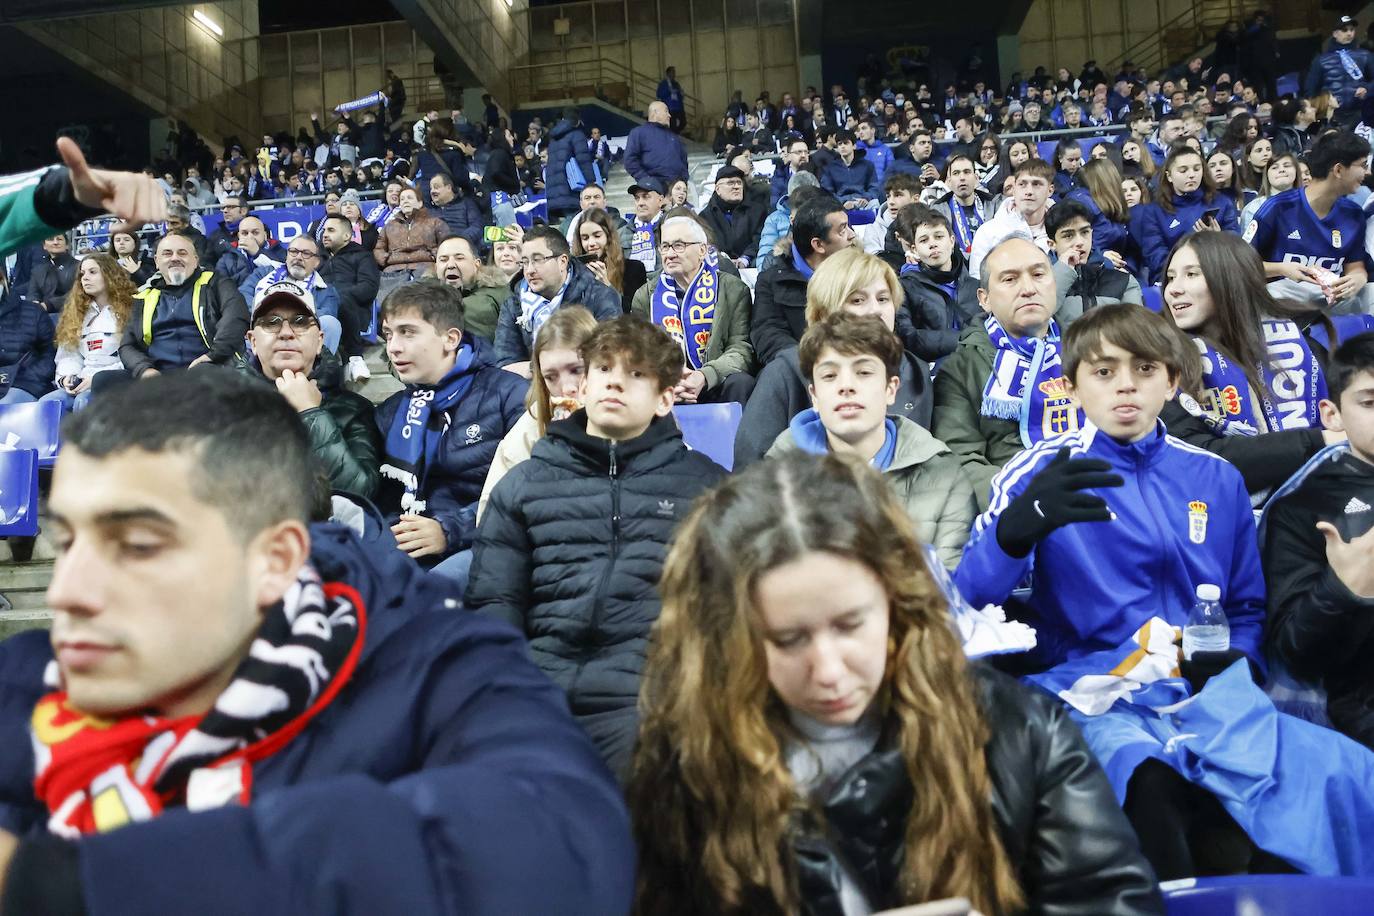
[
  {"left": 58, "top": 137, "right": 167, "bottom": 226},
  {"left": 996, "top": 447, "right": 1124, "bottom": 558}
]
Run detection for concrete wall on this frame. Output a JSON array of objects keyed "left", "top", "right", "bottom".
[
  {"left": 524, "top": 0, "right": 799, "bottom": 120},
  {"left": 393, "top": 0, "right": 529, "bottom": 107},
  {"left": 19, "top": 1, "right": 261, "bottom": 145},
  {"left": 1014, "top": 0, "right": 1197, "bottom": 77}
]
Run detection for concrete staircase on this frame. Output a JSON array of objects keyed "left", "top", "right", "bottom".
[{"left": 602, "top": 146, "right": 722, "bottom": 218}]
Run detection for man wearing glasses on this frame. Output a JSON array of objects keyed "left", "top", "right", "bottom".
[
  {"left": 205, "top": 195, "right": 248, "bottom": 262},
  {"left": 239, "top": 234, "right": 344, "bottom": 355},
  {"left": 631, "top": 215, "right": 756, "bottom": 404},
  {"left": 239, "top": 279, "right": 381, "bottom": 498},
  {"left": 493, "top": 225, "right": 621, "bottom": 377}
]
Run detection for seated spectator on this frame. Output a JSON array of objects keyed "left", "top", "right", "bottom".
[
  {"left": 759, "top": 175, "right": 822, "bottom": 271},
  {"left": 627, "top": 451, "right": 1163, "bottom": 915},
  {"left": 28, "top": 233, "right": 78, "bottom": 314},
  {"left": 0, "top": 272, "right": 56, "bottom": 405},
  {"left": 820, "top": 129, "right": 879, "bottom": 210},
  {"left": 238, "top": 279, "right": 381, "bottom": 498},
  {"left": 120, "top": 230, "right": 249, "bottom": 378},
  {"left": 205, "top": 194, "right": 246, "bottom": 262},
  {"left": 426, "top": 172, "right": 483, "bottom": 252},
  {"left": 856, "top": 172, "right": 917, "bottom": 263},
  {"left": 768, "top": 314, "right": 975, "bottom": 567},
  {"left": 1239, "top": 152, "right": 1299, "bottom": 230},
  {"left": 769, "top": 136, "right": 811, "bottom": 208},
  {"left": 1246, "top": 130, "right": 1370, "bottom": 309},
  {"left": 304, "top": 190, "right": 342, "bottom": 244},
  {"left": 699, "top": 165, "right": 768, "bottom": 268},
  {"left": 574, "top": 208, "right": 647, "bottom": 314},
  {"left": 854, "top": 117, "right": 893, "bottom": 184},
  {"left": 337, "top": 189, "right": 379, "bottom": 250},
  {"left": 934, "top": 236, "right": 1079, "bottom": 509},
  {"left": 736, "top": 248, "right": 933, "bottom": 468},
  {"left": 625, "top": 178, "right": 667, "bottom": 273},
  {"left": 108, "top": 227, "right": 155, "bottom": 287},
  {"left": 467, "top": 316, "right": 727, "bottom": 778},
  {"left": 887, "top": 128, "right": 943, "bottom": 185},
  {"left": 1139, "top": 145, "right": 1239, "bottom": 283},
  {"left": 740, "top": 112, "right": 775, "bottom": 156},
  {"left": 560, "top": 184, "right": 631, "bottom": 250},
  {"left": 1066, "top": 157, "right": 1140, "bottom": 273},
  {"left": 0, "top": 371, "right": 634, "bottom": 913},
  {"left": 922, "top": 155, "right": 994, "bottom": 255},
  {"left": 968, "top": 158, "right": 1055, "bottom": 279},
  {"left": 239, "top": 234, "right": 343, "bottom": 354},
  {"left": 318, "top": 213, "right": 381, "bottom": 381},
  {"left": 42, "top": 254, "right": 130, "bottom": 411},
  {"left": 489, "top": 226, "right": 523, "bottom": 284},
  {"left": 751, "top": 195, "right": 855, "bottom": 367},
  {"left": 631, "top": 215, "right": 756, "bottom": 404},
  {"left": 213, "top": 215, "right": 285, "bottom": 289},
  {"left": 892, "top": 204, "right": 977, "bottom": 364},
  {"left": 494, "top": 226, "right": 621, "bottom": 376},
  {"left": 374, "top": 185, "right": 450, "bottom": 300},
  {"left": 364, "top": 180, "right": 403, "bottom": 228},
  {"left": 375, "top": 280, "right": 526, "bottom": 592},
  {"left": 164, "top": 204, "right": 211, "bottom": 263},
  {"left": 1051, "top": 137, "right": 1084, "bottom": 198},
  {"left": 712, "top": 115, "right": 743, "bottom": 160},
  {"left": 1047, "top": 200, "right": 1143, "bottom": 325},
  {"left": 435, "top": 235, "right": 507, "bottom": 344},
  {"left": 1264, "top": 332, "right": 1374, "bottom": 749},
  {"left": 478, "top": 306, "right": 598, "bottom": 522}
]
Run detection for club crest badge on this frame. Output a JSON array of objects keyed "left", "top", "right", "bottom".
[
  {"left": 1188, "top": 500, "right": 1208, "bottom": 544},
  {"left": 1333, "top": 229, "right": 1343, "bottom": 248}
]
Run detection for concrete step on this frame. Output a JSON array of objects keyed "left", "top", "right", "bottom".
[
  {"left": 0, "top": 611, "right": 53, "bottom": 640},
  {"left": 346, "top": 343, "right": 404, "bottom": 405},
  {"left": 0, "top": 557, "right": 54, "bottom": 638}
]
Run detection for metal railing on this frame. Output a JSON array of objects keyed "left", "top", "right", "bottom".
[
  {"left": 1106, "top": 0, "right": 1285, "bottom": 79},
  {"left": 508, "top": 57, "right": 705, "bottom": 132}
]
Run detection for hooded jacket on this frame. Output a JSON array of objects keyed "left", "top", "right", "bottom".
[
  {"left": 118, "top": 267, "right": 249, "bottom": 378},
  {"left": 768, "top": 413, "right": 975, "bottom": 569},
  {"left": 373, "top": 336, "right": 529, "bottom": 556},
  {"left": 820, "top": 148, "right": 879, "bottom": 203},
  {"left": 0, "top": 522, "right": 635, "bottom": 915},
  {"left": 467, "top": 412, "right": 726, "bottom": 778},
  {"left": 1137, "top": 189, "right": 1239, "bottom": 282},
  {"left": 954, "top": 420, "right": 1265, "bottom": 671},
  {"left": 374, "top": 207, "right": 451, "bottom": 273},
  {"left": 734, "top": 346, "right": 933, "bottom": 469},
  {"left": 461, "top": 264, "right": 516, "bottom": 345},
  {"left": 1263, "top": 446, "right": 1374, "bottom": 749},
  {"left": 0, "top": 292, "right": 55, "bottom": 398},
  {"left": 896, "top": 249, "right": 980, "bottom": 364},
  {"left": 493, "top": 256, "right": 623, "bottom": 365},
  {"left": 699, "top": 193, "right": 768, "bottom": 263},
  {"left": 544, "top": 118, "right": 596, "bottom": 212},
  {"left": 788, "top": 666, "right": 1164, "bottom": 916}
]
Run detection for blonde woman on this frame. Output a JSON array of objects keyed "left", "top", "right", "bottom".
[
  {"left": 477, "top": 305, "right": 597, "bottom": 521},
  {"left": 734, "top": 247, "right": 932, "bottom": 467}
]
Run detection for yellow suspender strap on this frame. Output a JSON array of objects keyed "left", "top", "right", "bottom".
[{"left": 140, "top": 271, "right": 214, "bottom": 348}]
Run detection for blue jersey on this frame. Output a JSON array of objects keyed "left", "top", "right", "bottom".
[{"left": 1244, "top": 187, "right": 1369, "bottom": 275}]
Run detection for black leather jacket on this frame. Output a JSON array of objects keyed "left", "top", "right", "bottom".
[{"left": 792, "top": 666, "right": 1164, "bottom": 916}]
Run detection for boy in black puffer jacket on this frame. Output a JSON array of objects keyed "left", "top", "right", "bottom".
[
  {"left": 891, "top": 204, "right": 980, "bottom": 366},
  {"left": 467, "top": 315, "right": 726, "bottom": 778}
]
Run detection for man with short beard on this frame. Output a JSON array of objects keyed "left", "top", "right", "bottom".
[
  {"left": 119, "top": 230, "right": 249, "bottom": 378},
  {"left": 435, "top": 236, "right": 510, "bottom": 344}
]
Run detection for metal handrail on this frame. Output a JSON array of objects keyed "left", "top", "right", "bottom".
[
  {"left": 509, "top": 57, "right": 704, "bottom": 125},
  {"left": 1106, "top": 0, "right": 1273, "bottom": 77}
]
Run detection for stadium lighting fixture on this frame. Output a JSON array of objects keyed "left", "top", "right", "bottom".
[{"left": 193, "top": 10, "right": 224, "bottom": 37}]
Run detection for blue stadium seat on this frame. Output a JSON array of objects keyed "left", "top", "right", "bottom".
[
  {"left": 0, "top": 399, "right": 64, "bottom": 469},
  {"left": 1276, "top": 72, "right": 1300, "bottom": 99},
  {"left": 1142, "top": 285, "right": 1164, "bottom": 314},
  {"left": 361, "top": 298, "right": 380, "bottom": 345},
  {"left": 1163, "top": 875, "right": 1374, "bottom": 915},
  {"left": 673, "top": 402, "right": 742, "bottom": 471},
  {"left": 0, "top": 448, "right": 40, "bottom": 538}
]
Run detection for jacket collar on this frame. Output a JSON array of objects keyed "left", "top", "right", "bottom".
[
  {"left": 545, "top": 411, "right": 681, "bottom": 470},
  {"left": 150, "top": 266, "right": 209, "bottom": 293},
  {"left": 1080, "top": 418, "right": 1170, "bottom": 468}
]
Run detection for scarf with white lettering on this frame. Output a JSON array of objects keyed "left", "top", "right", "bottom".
[
  {"left": 650, "top": 247, "right": 719, "bottom": 370},
  {"left": 1192, "top": 319, "right": 1327, "bottom": 434},
  {"left": 32, "top": 563, "right": 365, "bottom": 837},
  {"left": 379, "top": 348, "right": 477, "bottom": 512},
  {"left": 982, "top": 315, "right": 1081, "bottom": 445}
]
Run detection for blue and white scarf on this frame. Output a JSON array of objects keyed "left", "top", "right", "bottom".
[
  {"left": 516, "top": 273, "right": 569, "bottom": 338},
  {"left": 949, "top": 200, "right": 983, "bottom": 253},
  {"left": 650, "top": 247, "right": 719, "bottom": 370},
  {"left": 1193, "top": 318, "right": 1328, "bottom": 434},
  {"left": 629, "top": 217, "right": 658, "bottom": 270},
  {"left": 981, "top": 316, "right": 1081, "bottom": 446},
  {"left": 379, "top": 347, "right": 476, "bottom": 513},
  {"left": 365, "top": 202, "right": 393, "bottom": 226},
  {"left": 1339, "top": 49, "right": 1366, "bottom": 82}
]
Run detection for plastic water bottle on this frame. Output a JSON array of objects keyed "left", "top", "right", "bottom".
[{"left": 1182, "top": 584, "right": 1229, "bottom": 660}]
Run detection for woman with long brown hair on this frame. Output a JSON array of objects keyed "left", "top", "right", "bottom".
[
  {"left": 42, "top": 254, "right": 135, "bottom": 411},
  {"left": 1067, "top": 157, "right": 1138, "bottom": 273},
  {"left": 1138, "top": 145, "right": 1237, "bottom": 282},
  {"left": 572, "top": 207, "right": 647, "bottom": 312},
  {"left": 627, "top": 453, "right": 1162, "bottom": 916}
]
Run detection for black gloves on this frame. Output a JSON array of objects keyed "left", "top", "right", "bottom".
[
  {"left": 1180, "top": 649, "right": 1261, "bottom": 694},
  {"left": 996, "top": 447, "right": 1124, "bottom": 558}
]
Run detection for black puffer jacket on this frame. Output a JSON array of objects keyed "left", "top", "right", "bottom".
[
  {"left": 467, "top": 413, "right": 726, "bottom": 777},
  {"left": 793, "top": 666, "right": 1164, "bottom": 916}
]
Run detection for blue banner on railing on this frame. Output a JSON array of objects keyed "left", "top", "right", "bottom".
[{"left": 201, "top": 205, "right": 325, "bottom": 244}]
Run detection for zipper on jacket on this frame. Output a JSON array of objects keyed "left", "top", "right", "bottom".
[{"left": 587, "top": 441, "right": 621, "bottom": 647}]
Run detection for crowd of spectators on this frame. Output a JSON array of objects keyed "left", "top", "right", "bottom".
[{"left": 4, "top": 8, "right": 1374, "bottom": 912}]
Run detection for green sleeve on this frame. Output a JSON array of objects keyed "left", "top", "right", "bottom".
[{"left": 0, "top": 168, "right": 59, "bottom": 258}]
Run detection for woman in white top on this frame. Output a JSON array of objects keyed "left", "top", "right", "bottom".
[{"left": 40, "top": 254, "right": 133, "bottom": 412}]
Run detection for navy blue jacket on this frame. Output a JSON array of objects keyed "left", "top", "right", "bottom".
[
  {"left": 374, "top": 336, "right": 529, "bottom": 556},
  {"left": 544, "top": 118, "right": 596, "bottom": 212},
  {"left": 821, "top": 150, "right": 879, "bottom": 203},
  {"left": 1136, "top": 189, "right": 1239, "bottom": 282},
  {"left": 214, "top": 242, "right": 286, "bottom": 289},
  {"left": 494, "top": 257, "right": 623, "bottom": 365},
  {"left": 623, "top": 121, "right": 689, "bottom": 186},
  {"left": 0, "top": 292, "right": 55, "bottom": 398},
  {"left": 0, "top": 523, "right": 635, "bottom": 915},
  {"left": 1066, "top": 187, "right": 1142, "bottom": 275},
  {"left": 427, "top": 197, "right": 484, "bottom": 253},
  {"left": 1305, "top": 38, "right": 1374, "bottom": 107}
]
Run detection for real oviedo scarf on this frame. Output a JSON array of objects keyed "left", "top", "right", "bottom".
[
  {"left": 32, "top": 564, "right": 365, "bottom": 837},
  {"left": 516, "top": 273, "right": 570, "bottom": 339},
  {"left": 981, "top": 315, "right": 1081, "bottom": 446},
  {"left": 650, "top": 246, "right": 720, "bottom": 371},
  {"left": 380, "top": 347, "right": 477, "bottom": 512},
  {"left": 1192, "top": 318, "right": 1328, "bottom": 434}
]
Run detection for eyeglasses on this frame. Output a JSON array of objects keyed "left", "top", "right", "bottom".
[
  {"left": 253, "top": 314, "right": 318, "bottom": 334},
  {"left": 658, "top": 240, "right": 704, "bottom": 254},
  {"left": 286, "top": 249, "right": 319, "bottom": 259},
  {"left": 517, "top": 253, "right": 560, "bottom": 269}
]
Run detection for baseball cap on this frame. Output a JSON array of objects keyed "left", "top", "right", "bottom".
[
  {"left": 252, "top": 279, "right": 316, "bottom": 323},
  {"left": 1339, "top": 15, "right": 1358, "bottom": 29},
  {"left": 628, "top": 177, "right": 667, "bottom": 196}
]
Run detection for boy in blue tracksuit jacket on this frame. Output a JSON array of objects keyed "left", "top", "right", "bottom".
[
  {"left": 954, "top": 305, "right": 1264, "bottom": 672},
  {"left": 821, "top": 130, "right": 880, "bottom": 208}
]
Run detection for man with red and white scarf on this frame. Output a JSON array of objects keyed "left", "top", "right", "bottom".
[{"left": 0, "top": 370, "right": 633, "bottom": 915}]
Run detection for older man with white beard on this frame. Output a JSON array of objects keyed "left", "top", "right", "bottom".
[{"left": 119, "top": 229, "right": 250, "bottom": 378}]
